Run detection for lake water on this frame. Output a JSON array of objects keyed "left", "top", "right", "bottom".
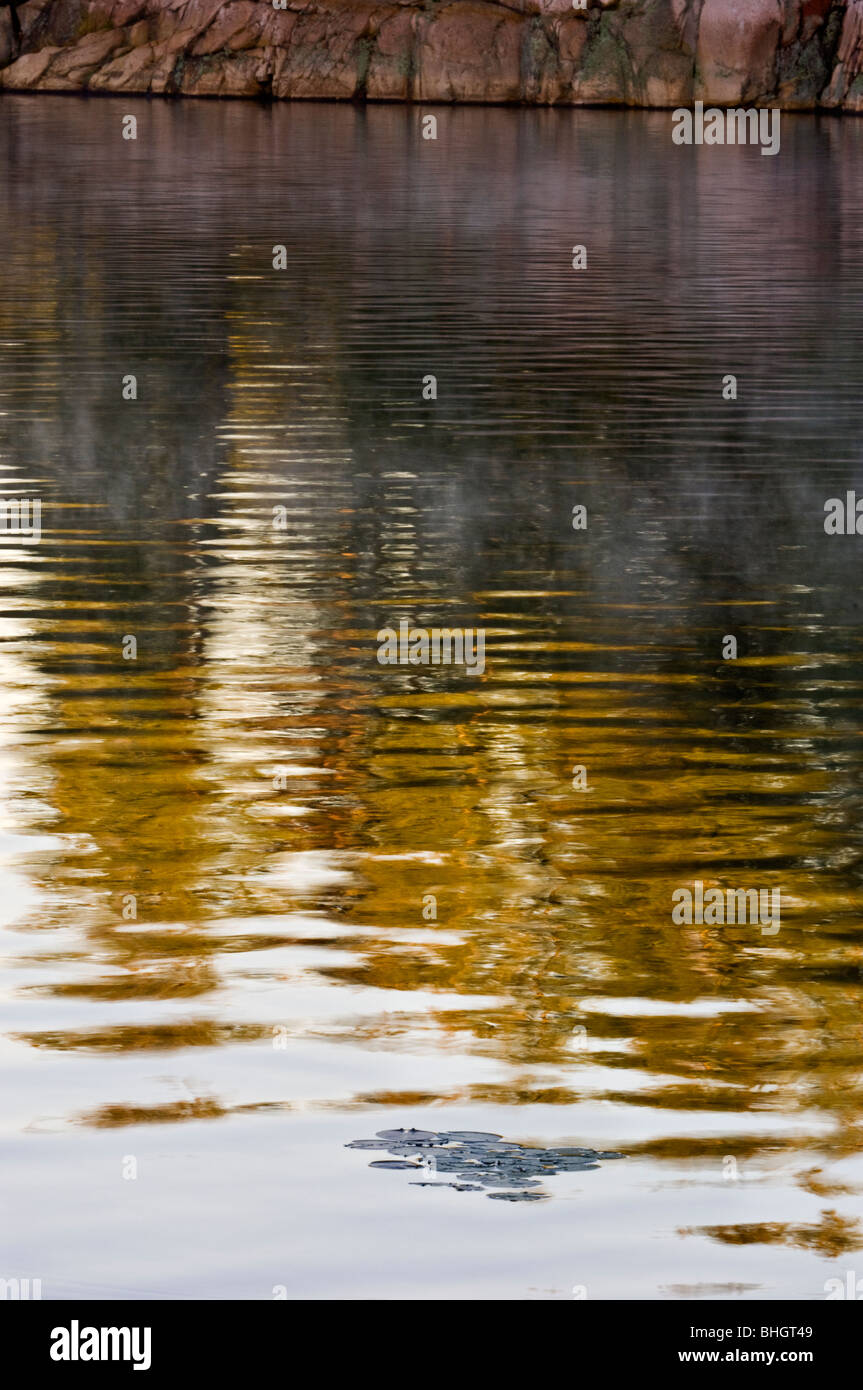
[{"left": 2, "top": 94, "right": 863, "bottom": 1300}]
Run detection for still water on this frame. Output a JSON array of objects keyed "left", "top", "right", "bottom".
[{"left": 1, "top": 95, "right": 863, "bottom": 1300}]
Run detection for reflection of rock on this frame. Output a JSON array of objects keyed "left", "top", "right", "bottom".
[
  {"left": 0, "top": 0, "right": 862, "bottom": 109},
  {"left": 347, "top": 1128, "right": 624, "bottom": 1199}
]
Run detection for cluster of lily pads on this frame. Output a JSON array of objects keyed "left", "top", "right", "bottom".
[{"left": 346, "top": 1128, "right": 623, "bottom": 1202}]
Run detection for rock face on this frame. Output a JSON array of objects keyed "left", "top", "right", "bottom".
[{"left": 0, "top": 0, "right": 861, "bottom": 109}]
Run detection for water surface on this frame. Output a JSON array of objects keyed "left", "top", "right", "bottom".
[{"left": 1, "top": 96, "right": 863, "bottom": 1299}]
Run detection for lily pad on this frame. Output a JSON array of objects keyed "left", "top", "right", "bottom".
[
  {"left": 487, "top": 1190, "right": 549, "bottom": 1202},
  {"left": 348, "top": 1127, "right": 624, "bottom": 1201},
  {"left": 438, "top": 1130, "right": 502, "bottom": 1142},
  {"left": 376, "top": 1128, "right": 438, "bottom": 1142}
]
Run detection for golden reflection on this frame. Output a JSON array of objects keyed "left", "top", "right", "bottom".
[
  {"left": 683, "top": 1210, "right": 863, "bottom": 1257},
  {"left": 1, "top": 104, "right": 862, "bottom": 1244}
]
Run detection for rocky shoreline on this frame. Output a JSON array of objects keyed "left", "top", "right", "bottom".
[{"left": 0, "top": 0, "right": 861, "bottom": 110}]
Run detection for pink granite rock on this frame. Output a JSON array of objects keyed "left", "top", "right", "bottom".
[
  {"left": 696, "top": 0, "right": 784, "bottom": 105},
  {"left": 415, "top": 2, "right": 522, "bottom": 103},
  {"left": 1, "top": 45, "right": 62, "bottom": 87},
  {"left": 0, "top": 0, "right": 860, "bottom": 111}
]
